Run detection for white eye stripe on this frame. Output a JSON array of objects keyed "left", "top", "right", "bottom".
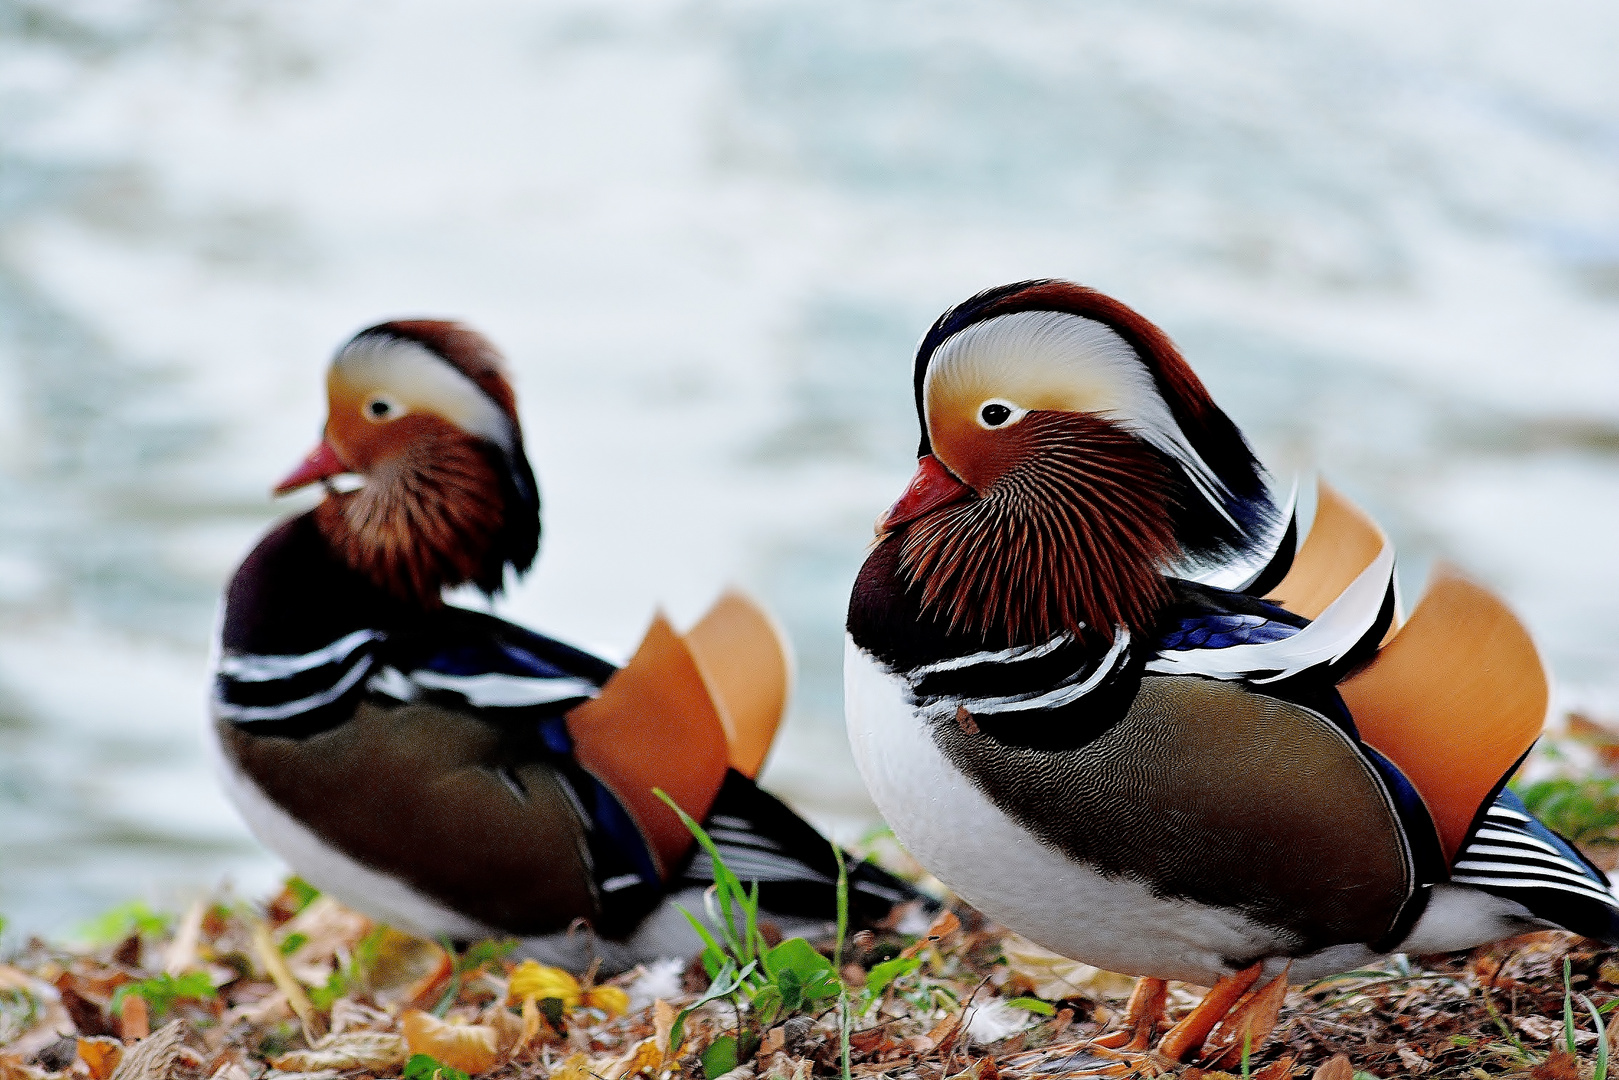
[
  {"left": 334, "top": 336, "right": 514, "bottom": 452},
  {"left": 976, "top": 399, "right": 1026, "bottom": 429},
  {"left": 927, "top": 311, "right": 1234, "bottom": 525}
]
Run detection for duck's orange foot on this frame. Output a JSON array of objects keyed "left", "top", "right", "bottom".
[
  {"left": 1091, "top": 977, "right": 1170, "bottom": 1052},
  {"left": 1158, "top": 962, "right": 1290, "bottom": 1068},
  {"left": 1007, "top": 966, "right": 1290, "bottom": 1078}
]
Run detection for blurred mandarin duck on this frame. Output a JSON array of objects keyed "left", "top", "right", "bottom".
[
  {"left": 844, "top": 280, "right": 1619, "bottom": 1062},
  {"left": 210, "top": 320, "right": 919, "bottom": 970}
]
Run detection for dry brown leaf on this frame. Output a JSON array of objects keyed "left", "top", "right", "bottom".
[
  {"left": 271, "top": 1031, "right": 406, "bottom": 1073},
  {"left": 1313, "top": 1053, "right": 1354, "bottom": 1080},
  {"left": 0, "top": 1056, "right": 45, "bottom": 1080},
  {"left": 277, "top": 897, "right": 373, "bottom": 981},
  {"left": 163, "top": 901, "right": 206, "bottom": 977},
  {"left": 1396, "top": 1045, "right": 1432, "bottom": 1074},
  {"left": 249, "top": 918, "right": 320, "bottom": 1041},
  {"left": 116, "top": 996, "right": 148, "bottom": 1043},
  {"left": 652, "top": 999, "right": 677, "bottom": 1058},
  {"left": 1516, "top": 1015, "right": 1562, "bottom": 1042},
  {"left": 401, "top": 950, "right": 455, "bottom": 1012},
  {"left": 926, "top": 1014, "right": 961, "bottom": 1055},
  {"left": 327, "top": 999, "right": 392, "bottom": 1036},
  {"left": 903, "top": 911, "right": 961, "bottom": 959},
  {"left": 998, "top": 935, "right": 1137, "bottom": 1002},
  {"left": 1250, "top": 1057, "right": 1294, "bottom": 1080},
  {"left": 77, "top": 1037, "right": 124, "bottom": 1080},
  {"left": 1530, "top": 1050, "right": 1582, "bottom": 1080},
  {"left": 477, "top": 1002, "right": 524, "bottom": 1056},
  {"left": 107, "top": 1021, "right": 184, "bottom": 1080},
  {"left": 945, "top": 1058, "right": 999, "bottom": 1080},
  {"left": 400, "top": 1010, "right": 500, "bottom": 1075},
  {"left": 364, "top": 930, "right": 448, "bottom": 1003}
]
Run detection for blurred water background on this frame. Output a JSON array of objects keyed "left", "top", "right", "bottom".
[{"left": 0, "top": 0, "right": 1616, "bottom": 939}]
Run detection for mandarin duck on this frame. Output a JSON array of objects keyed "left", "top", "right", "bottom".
[
  {"left": 210, "top": 320, "right": 919, "bottom": 971},
  {"left": 845, "top": 280, "right": 1619, "bottom": 1061}
]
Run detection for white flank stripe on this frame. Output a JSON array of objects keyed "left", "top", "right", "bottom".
[
  {"left": 1486, "top": 807, "right": 1533, "bottom": 823},
  {"left": 969, "top": 629, "right": 1132, "bottom": 715},
  {"left": 218, "top": 629, "right": 383, "bottom": 681},
  {"left": 1471, "top": 828, "right": 1564, "bottom": 857},
  {"left": 706, "top": 827, "right": 784, "bottom": 851},
  {"left": 1145, "top": 542, "right": 1393, "bottom": 683},
  {"left": 1465, "top": 843, "right": 1595, "bottom": 868},
  {"left": 911, "top": 632, "right": 1076, "bottom": 676},
  {"left": 216, "top": 654, "right": 376, "bottom": 722},
  {"left": 1451, "top": 872, "right": 1618, "bottom": 905},
  {"left": 367, "top": 666, "right": 419, "bottom": 702},
  {"left": 1452, "top": 859, "right": 1617, "bottom": 893},
  {"left": 410, "top": 670, "right": 598, "bottom": 707},
  {"left": 702, "top": 848, "right": 832, "bottom": 884}
]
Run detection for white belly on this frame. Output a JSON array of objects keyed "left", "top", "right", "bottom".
[{"left": 843, "top": 636, "right": 1290, "bottom": 985}]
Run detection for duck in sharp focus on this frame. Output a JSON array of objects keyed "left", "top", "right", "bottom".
[
  {"left": 211, "top": 319, "right": 921, "bottom": 971},
  {"left": 845, "top": 279, "right": 1619, "bottom": 1064}
]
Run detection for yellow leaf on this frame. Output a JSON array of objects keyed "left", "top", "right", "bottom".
[
  {"left": 584, "top": 985, "right": 630, "bottom": 1019},
  {"left": 550, "top": 1052, "right": 592, "bottom": 1080},
  {"left": 604, "top": 1038, "right": 664, "bottom": 1080},
  {"left": 507, "top": 961, "right": 581, "bottom": 1008}
]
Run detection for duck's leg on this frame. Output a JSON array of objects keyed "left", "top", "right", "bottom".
[
  {"left": 1091, "top": 977, "right": 1167, "bottom": 1050},
  {"left": 1155, "top": 962, "right": 1263, "bottom": 1062},
  {"left": 1123, "top": 978, "right": 1168, "bottom": 1051}
]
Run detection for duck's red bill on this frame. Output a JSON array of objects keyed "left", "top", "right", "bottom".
[
  {"left": 880, "top": 454, "right": 972, "bottom": 532},
  {"left": 274, "top": 439, "right": 347, "bottom": 495}
]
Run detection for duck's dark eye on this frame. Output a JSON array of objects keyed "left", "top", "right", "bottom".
[
  {"left": 367, "top": 399, "right": 392, "bottom": 418},
  {"left": 980, "top": 403, "right": 1012, "bottom": 427}
]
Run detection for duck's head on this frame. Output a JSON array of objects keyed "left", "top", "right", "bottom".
[
  {"left": 880, "top": 280, "right": 1275, "bottom": 643},
  {"left": 276, "top": 320, "right": 540, "bottom": 606}
]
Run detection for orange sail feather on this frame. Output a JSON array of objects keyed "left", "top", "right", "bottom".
[
  {"left": 685, "top": 589, "right": 793, "bottom": 778},
  {"left": 1339, "top": 564, "right": 1549, "bottom": 862},
  {"left": 566, "top": 613, "right": 731, "bottom": 879}
]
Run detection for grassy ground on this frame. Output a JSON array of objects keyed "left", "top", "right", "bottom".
[
  {"left": 5, "top": 722, "right": 1619, "bottom": 1080},
  {"left": 1, "top": 881, "right": 1615, "bottom": 1080}
]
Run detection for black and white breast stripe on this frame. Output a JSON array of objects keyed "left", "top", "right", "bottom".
[
  {"left": 214, "top": 631, "right": 599, "bottom": 729},
  {"left": 215, "top": 629, "right": 383, "bottom": 723},
  {"left": 1452, "top": 799, "right": 1619, "bottom": 910},
  {"left": 899, "top": 628, "right": 1134, "bottom": 724}
]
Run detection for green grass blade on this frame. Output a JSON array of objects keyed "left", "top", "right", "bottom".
[
  {"left": 655, "top": 788, "right": 747, "bottom": 959},
  {"left": 1581, "top": 993, "right": 1609, "bottom": 1080},
  {"left": 834, "top": 840, "right": 849, "bottom": 973},
  {"left": 1565, "top": 956, "right": 1578, "bottom": 1055},
  {"left": 744, "top": 879, "right": 761, "bottom": 967},
  {"left": 840, "top": 985, "right": 853, "bottom": 1080}
]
